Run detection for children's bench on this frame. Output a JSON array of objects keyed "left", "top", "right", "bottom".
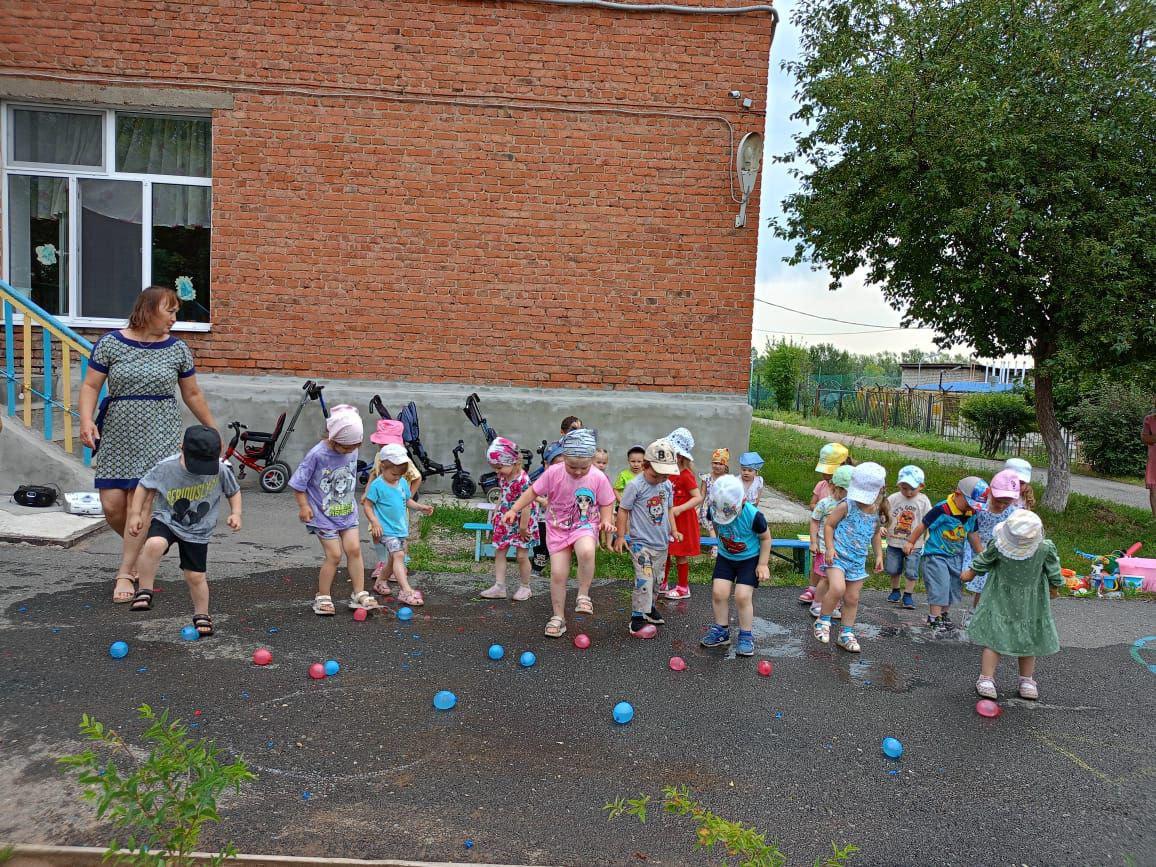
[
  {"left": 464, "top": 521, "right": 520, "bottom": 561},
  {"left": 701, "top": 537, "right": 811, "bottom": 575}
]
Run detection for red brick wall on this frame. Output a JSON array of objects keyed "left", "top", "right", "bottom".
[{"left": 1, "top": 0, "right": 773, "bottom": 394}]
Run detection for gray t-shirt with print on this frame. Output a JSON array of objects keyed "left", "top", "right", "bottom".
[
  {"left": 139, "top": 454, "right": 240, "bottom": 544},
  {"left": 620, "top": 475, "right": 674, "bottom": 549}
]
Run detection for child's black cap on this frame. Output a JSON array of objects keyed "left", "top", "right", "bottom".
[{"left": 183, "top": 425, "right": 221, "bottom": 475}]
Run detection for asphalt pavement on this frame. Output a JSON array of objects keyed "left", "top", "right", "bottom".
[{"left": 0, "top": 493, "right": 1153, "bottom": 866}]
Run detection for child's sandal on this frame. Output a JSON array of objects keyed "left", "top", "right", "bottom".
[
  {"left": 397, "top": 588, "right": 424, "bottom": 607},
  {"left": 349, "top": 590, "right": 380, "bottom": 611},
  {"left": 543, "top": 615, "right": 567, "bottom": 638},
  {"left": 373, "top": 579, "right": 393, "bottom": 597},
  {"left": 835, "top": 629, "right": 860, "bottom": 653},
  {"left": 129, "top": 589, "right": 154, "bottom": 612},
  {"left": 311, "top": 595, "right": 336, "bottom": 616},
  {"left": 575, "top": 595, "right": 594, "bottom": 615},
  {"left": 192, "top": 613, "right": 214, "bottom": 636}
]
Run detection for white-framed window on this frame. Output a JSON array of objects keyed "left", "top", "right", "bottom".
[{"left": 2, "top": 103, "right": 212, "bottom": 330}]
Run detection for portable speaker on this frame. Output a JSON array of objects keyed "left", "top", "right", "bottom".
[{"left": 13, "top": 485, "right": 59, "bottom": 508}]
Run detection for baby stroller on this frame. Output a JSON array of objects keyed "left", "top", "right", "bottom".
[
  {"left": 370, "top": 395, "right": 477, "bottom": 500},
  {"left": 463, "top": 392, "right": 532, "bottom": 504}
]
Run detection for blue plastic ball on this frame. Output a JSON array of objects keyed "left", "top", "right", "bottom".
[
  {"left": 397, "top": 606, "right": 414, "bottom": 622},
  {"left": 882, "top": 737, "right": 903, "bottom": 759},
  {"left": 180, "top": 625, "right": 200, "bottom": 642},
  {"left": 487, "top": 644, "right": 505, "bottom": 661},
  {"left": 323, "top": 659, "right": 340, "bottom": 676},
  {"left": 108, "top": 641, "right": 129, "bottom": 659},
  {"left": 612, "top": 701, "right": 635, "bottom": 724},
  {"left": 519, "top": 651, "right": 536, "bottom": 668},
  {"left": 433, "top": 690, "right": 457, "bottom": 710}
]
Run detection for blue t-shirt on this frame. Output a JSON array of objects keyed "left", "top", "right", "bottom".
[
  {"left": 921, "top": 499, "right": 977, "bottom": 558},
  {"left": 364, "top": 477, "right": 412, "bottom": 538},
  {"left": 713, "top": 502, "right": 768, "bottom": 561}
]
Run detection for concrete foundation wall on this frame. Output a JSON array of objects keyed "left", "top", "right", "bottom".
[
  {"left": 190, "top": 374, "right": 753, "bottom": 493},
  {"left": 0, "top": 418, "right": 93, "bottom": 492}
]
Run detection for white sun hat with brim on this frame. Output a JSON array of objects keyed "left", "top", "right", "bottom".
[
  {"left": 709, "top": 474, "right": 745, "bottom": 525},
  {"left": 846, "top": 462, "right": 886, "bottom": 505},
  {"left": 993, "top": 509, "right": 1044, "bottom": 560},
  {"left": 1004, "top": 458, "right": 1032, "bottom": 483}
]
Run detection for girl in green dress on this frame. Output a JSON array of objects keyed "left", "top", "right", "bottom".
[{"left": 961, "top": 510, "right": 1064, "bottom": 701}]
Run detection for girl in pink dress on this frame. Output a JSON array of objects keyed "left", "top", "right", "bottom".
[{"left": 503, "top": 428, "right": 615, "bottom": 638}]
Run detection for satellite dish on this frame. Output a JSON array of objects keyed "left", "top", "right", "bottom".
[{"left": 734, "top": 132, "right": 764, "bottom": 228}]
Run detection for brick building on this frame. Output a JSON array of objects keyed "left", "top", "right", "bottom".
[{"left": 1, "top": 0, "right": 776, "bottom": 473}]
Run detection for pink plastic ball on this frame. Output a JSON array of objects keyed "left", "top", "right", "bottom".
[
  {"left": 757, "top": 660, "right": 773, "bottom": 677},
  {"left": 668, "top": 656, "right": 687, "bottom": 671},
  {"left": 352, "top": 608, "right": 368, "bottom": 622},
  {"left": 975, "top": 699, "right": 1001, "bottom": 718},
  {"left": 308, "top": 663, "right": 327, "bottom": 680},
  {"left": 573, "top": 633, "right": 591, "bottom": 649},
  {"left": 252, "top": 648, "right": 272, "bottom": 666}
]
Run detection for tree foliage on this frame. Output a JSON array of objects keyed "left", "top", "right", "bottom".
[
  {"left": 1068, "top": 382, "right": 1152, "bottom": 476},
  {"left": 773, "top": 0, "right": 1156, "bottom": 510},
  {"left": 959, "top": 392, "right": 1036, "bottom": 457},
  {"left": 758, "top": 340, "right": 812, "bottom": 408}
]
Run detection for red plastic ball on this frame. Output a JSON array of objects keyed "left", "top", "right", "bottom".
[
  {"left": 308, "top": 663, "right": 327, "bottom": 680},
  {"left": 668, "top": 656, "right": 687, "bottom": 671},
  {"left": 757, "top": 660, "right": 773, "bottom": 677},
  {"left": 252, "top": 648, "right": 273, "bottom": 666},
  {"left": 573, "top": 633, "right": 591, "bottom": 649},
  {"left": 975, "top": 699, "right": 1001, "bottom": 718},
  {"left": 352, "top": 608, "right": 368, "bottom": 622}
]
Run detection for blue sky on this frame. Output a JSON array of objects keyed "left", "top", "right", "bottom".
[{"left": 751, "top": 0, "right": 945, "bottom": 356}]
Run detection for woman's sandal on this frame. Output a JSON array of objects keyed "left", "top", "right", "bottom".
[
  {"left": 575, "top": 595, "right": 594, "bottom": 615},
  {"left": 129, "top": 589, "right": 154, "bottom": 612},
  {"left": 192, "top": 613, "right": 214, "bottom": 636},
  {"left": 544, "top": 615, "right": 567, "bottom": 638},
  {"left": 349, "top": 590, "right": 381, "bottom": 611},
  {"left": 311, "top": 594, "right": 336, "bottom": 616},
  {"left": 112, "top": 575, "right": 137, "bottom": 604},
  {"left": 397, "top": 588, "right": 424, "bottom": 607}
]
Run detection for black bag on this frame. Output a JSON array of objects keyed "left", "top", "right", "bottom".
[{"left": 13, "top": 484, "right": 59, "bottom": 508}]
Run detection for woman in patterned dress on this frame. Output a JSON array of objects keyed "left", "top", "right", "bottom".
[{"left": 78, "top": 286, "right": 217, "bottom": 603}]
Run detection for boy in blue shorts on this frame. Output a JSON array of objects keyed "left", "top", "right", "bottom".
[
  {"left": 700, "top": 475, "right": 771, "bottom": 657},
  {"left": 904, "top": 476, "right": 984, "bottom": 632}
]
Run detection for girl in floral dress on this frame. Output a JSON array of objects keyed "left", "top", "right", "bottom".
[{"left": 480, "top": 437, "right": 540, "bottom": 601}]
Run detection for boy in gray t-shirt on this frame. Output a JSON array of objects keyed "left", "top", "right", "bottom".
[
  {"left": 614, "top": 438, "right": 682, "bottom": 638},
  {"left": 127, "top": 425, "right": 241, "bottom": 636}
]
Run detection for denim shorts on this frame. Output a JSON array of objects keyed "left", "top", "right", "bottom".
[
  {"left": 921, "top": 554, "right": 962, "bottom": 606},
  {"left": 373, "top": 536, "right": 405, "bottom": 560},
  {"left": 712, "top": 554, "right": 760, "bottom": 588},
  {"left": 884, "top": 545, "right": 922, "bottom": 580},
  {"left": 830, "top": 554, "right": 868, "bottom": 583}
]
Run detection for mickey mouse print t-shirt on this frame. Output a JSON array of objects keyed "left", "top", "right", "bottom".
[
  {"left": 288, "top": 441, "right": 360, "bottom": 534},
  {"left": 139, "top": 454, "right": 240, "bottom": 544},
  {"left": 531, "top": 462, "right": 615, "bottom": 553}
]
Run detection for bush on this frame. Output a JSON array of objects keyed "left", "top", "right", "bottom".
[
  {"left": 958, "top": 392, "right": 1036, "bottom": 457},
  {"left": 760, "top": 341, "right": 811, "bottom": 410},
  {"left": 1068, "top": 383, "right": 1151, "bottom": 476}
]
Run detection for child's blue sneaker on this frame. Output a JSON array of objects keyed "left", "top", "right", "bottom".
[
  {"left": 901, "top": 592, "right": 915, "bottom": 609},
  {"left": 735, "top": 631, "right": 755, "bottom": 657},
  {"left": 886, "top": 589, "right": 902, "bottom": 604},
  {"left": 700, "top": 623, "right": 731, "bottom": 647}
]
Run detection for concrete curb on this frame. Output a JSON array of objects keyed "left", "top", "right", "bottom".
[{"left": 1, "top": 844, "right": 543, "bottom": 867}]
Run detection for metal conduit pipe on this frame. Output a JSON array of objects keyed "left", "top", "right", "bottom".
[{"left": 465, "top": 0, "right": 780, "bottom": 21}]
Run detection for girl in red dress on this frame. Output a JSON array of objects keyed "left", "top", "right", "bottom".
[{"left": 663, "top": 427, "right": 703, "bottom": 600}]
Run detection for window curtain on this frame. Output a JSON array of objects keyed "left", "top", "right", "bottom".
[
  {"left": 152, "top": 184, "right": 211, "bottom": 228},
  {"left": 115, "top": 115, "right": 211, "bottom": 177},
  {"left": 12, "top": 109, "right": 102, "bottom": 167}
]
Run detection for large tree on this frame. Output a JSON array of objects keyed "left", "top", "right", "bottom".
[{"left": 774, "top": 0, "right": 1155, "bottom": 510}]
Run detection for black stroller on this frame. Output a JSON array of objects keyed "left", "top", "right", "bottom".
[
  {"left": 463, "top": 392, "right": 532, "bottom": 504},
  {"left": 369, "top": 395, "right": 477, "bottom": 500}
]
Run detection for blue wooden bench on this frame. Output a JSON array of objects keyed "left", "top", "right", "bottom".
[{"left": 464, "top": 522, "right": 519, "bottom": 562}]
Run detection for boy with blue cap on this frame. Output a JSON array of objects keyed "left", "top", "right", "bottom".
[
  {"left": 883, "top": 465, "right": 932, "bottom": 609},
  {"left": 738, "top": 451, "right": 765, "bottom": 504}
]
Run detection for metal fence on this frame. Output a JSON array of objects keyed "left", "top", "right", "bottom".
[{"left": 749, "top": 379, "right": 1080, "bottom": 463}]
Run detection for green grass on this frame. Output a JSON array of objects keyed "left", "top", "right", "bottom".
[
  {"left": 748, "top": 423, "right": 1156, "bottom": 574},
  {"left": 756, "top": 409, "right": 994, "bottom": 461},
  {"left": 409, "top": 501, "right": 809, "bottom": 586}
]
